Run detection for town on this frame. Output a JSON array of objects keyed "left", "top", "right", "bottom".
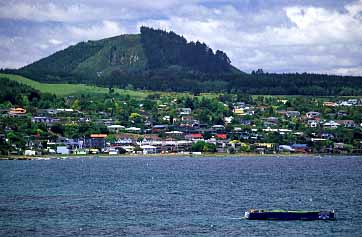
[{"left": 1, "top": 84, "right": 362, "bottom": 158}]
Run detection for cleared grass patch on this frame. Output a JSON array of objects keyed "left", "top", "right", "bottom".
[{"left": 0, "top": 73, "right": 150, "bottom": 98}]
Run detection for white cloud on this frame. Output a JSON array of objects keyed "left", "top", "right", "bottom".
[
  {"left": 139, "top": 1, "right": 362, "bottom": 75},
  {"left": 67, "top": 20, "right": 125, "bottom": 41},
  {"left": 49, "top": 39, "right": 63, "bottom": 45}
]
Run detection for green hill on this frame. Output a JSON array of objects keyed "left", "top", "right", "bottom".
[
  {"left": 16, "top": 27, "right": 239, "bottom": 87},
  {"left": 8, "top": 26, "right": 362, "bottom": 96}
]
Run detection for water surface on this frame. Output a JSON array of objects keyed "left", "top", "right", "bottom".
[{"left": 1, "top": 156, "right": 362, "bottom": 236}]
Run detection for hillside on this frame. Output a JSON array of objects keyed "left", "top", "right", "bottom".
[
  {"left": 0, "top": 73, "right": 149, "bottom": 98},
  {"left": 8, "top": 26, "right": 362, "bottom": 95},
  {"left": 16, "top": 27, "right": 238, "bottom": 86}
]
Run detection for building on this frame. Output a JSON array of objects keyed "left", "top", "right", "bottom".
[
  {"left": 323, "top": 121, "right": 340, "bottom": 129},
  {"left": 291, "top": 144, "right": 309, "bottom": 153},
  {"left": 107, "top": 125, "right": 125, "bottom": 134},
  {"left": 178, "top": 108, "right": 192, "bottom": 115},
  {"left": 286, "top": 111, "right": 301, "bottom": 118},
  {"left": 86, "top": 134, "right": 107, "bottom": 149},
  {"left": 306, "top": 111, "right": 320, "bottom": 119},
  {"left": 140, "top": 145, "right": 157, "bottom": 154},
  {"left": 31, "top": 116, "right": 60, "bottom": 125},
  {"left": 8, "top": 108, "right": 26, "bottom": 116}
]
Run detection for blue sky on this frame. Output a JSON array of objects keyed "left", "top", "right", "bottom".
[{"left": 0, "top": 0, "right": 361, "bottom": 75}]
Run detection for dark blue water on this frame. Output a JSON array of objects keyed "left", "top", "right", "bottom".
[{"left": 1, "top": 156, "right": 362, "bottom": 236}]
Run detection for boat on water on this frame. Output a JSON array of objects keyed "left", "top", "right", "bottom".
[{"left": 244, "top": 209, "right": 336, "bottom": 220}]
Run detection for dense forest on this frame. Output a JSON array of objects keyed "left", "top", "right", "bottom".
[
  {"left": 0, "top": 78, "right": 62, "bottom": 108},
  {"left": 4, "top": 27, "right": 362, "bottom": 96},
  {"left": 140, "top": 26, "right": 233, "bottom": 73}
]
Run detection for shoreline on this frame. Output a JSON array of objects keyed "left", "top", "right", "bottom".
[{"left": 0, "top": 152, "right": 360, "bottom": 160}]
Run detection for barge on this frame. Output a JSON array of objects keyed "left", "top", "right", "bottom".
[{"left": 244, "top": 209, "right": 336, "bottom": 220}]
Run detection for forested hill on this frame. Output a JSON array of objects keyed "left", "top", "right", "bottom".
[
  {"left": 14, "top": 27, "right": 238, "bottom": 85},
  {"left": 140, "top": 26, "right": 234, "bottom": 73},
  {"left": 6, "top": 26, "right": 362, "bottom": 95}
]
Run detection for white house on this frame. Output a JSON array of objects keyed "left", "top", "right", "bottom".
[
  {"left": 323, "top": 121, "right": 340, "bottom": 129},
  {"left": 140, "top": 145, "right": 157, "bottom": 154},
  {"left": 307, "top": 120, "right": 318, "bottom": 128},
  {"left": 306, "top": 111, "right": 320, "bottom": 119},
  {"left": 107, "top": 125, "right": 125, "bottom": 134},
  {"left": 57, "top": 146, "right": 71, "bottom": 155}
]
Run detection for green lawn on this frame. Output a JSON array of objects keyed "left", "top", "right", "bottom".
[{"left": 0, "top": 73, "right": 150, "bottom": 98}]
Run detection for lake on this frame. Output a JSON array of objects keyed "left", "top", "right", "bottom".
[{"left": 1, "top": 156, "right": 362, "bottom": 236}]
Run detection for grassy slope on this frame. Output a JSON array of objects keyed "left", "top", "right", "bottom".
[
  {"left": 0, "top": 73, "right": 149, "bottom": 98},
  {"left": 0, "top": 73, "right": 212, "bottom": 100}
]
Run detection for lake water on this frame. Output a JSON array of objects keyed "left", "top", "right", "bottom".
[{"left": 1, "top": 156, "right": 362, "bottom": 236}]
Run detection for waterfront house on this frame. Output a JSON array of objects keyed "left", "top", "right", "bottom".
[
  {"left": 140, "top": 145, "right": 157, "bottom": 154},
  {"left": 291, "top": 144, "right": 309, "bottom": 153},
  {"left": 56, "top": 146, "right": 71, "bottom": 155},
  {"left": 87, "top": 134, "right": 107, "bottom": 149}
]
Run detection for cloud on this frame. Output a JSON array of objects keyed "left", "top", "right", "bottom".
[
  {"left": 67, "top": 20, "right": 125, "bottom": 41},
  {"left": 139, "top": 1, "right": 362, "bottom": 75}
]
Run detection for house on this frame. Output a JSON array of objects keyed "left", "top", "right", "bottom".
[
  {"left": 224, "top": 116, "right": 233, "bottom": 124},
  {"left": 337, "top": 111, "right": 348, "bottom": 117},
  {"left": 233, "top": 108, "right": 245, "bottom": 115},
  {"left": 286, "top": 111, "right": 301, "bottom": 118},
  {"left": 125, "top": 127, "right": 141, "bottom": 133},
  {"left": 307, "top": 120, "right": 318, "bottom": 128},
  {"left": 278, "top": 145, "right": 295, "bottom": 152},
  {"left": 323, "top": 102, "right": 337, "bottom": 107},
  {"left": 140, "top": 145, "right": 157, "bottom": 154},
  {"left": 336, "top": 120, "right": 355, "bottom": 128},
  {"left": 152, "top": 125, "right": 168, "bottom": 133},
  {"left": 87, "top": 134, "right": 107, "bottom": 149},
  {"left": 24, "top": 150, "right": 37, "bottom": 156},
  {"left": 178, "top": 108, "right": 192, "bottom": 115},
  {"left": 348, "top": 99, "right": 358, "bottom": 105},
  {"left": 215, "top": 134, "right": 227, "bottom": 140},
  {"left": 31, "top": 116, "right": 60, "bottom": 125},
  {"left": 240, "top": 119, "right": 252, "bottom": 126},
  {"left": 107, "top": 125, "right": 125, "bottom": 134},
  {"left": 212, "top": 125, "right": 225, "bottom": 131},
  {"left": 339, "top": 101, "right": 353, "bottom": 106},
  {"left": 8, "top": 108, "right": 26, "bottom": 116},
  {"left": 121, "top": 145, "right": 135, "bottom": 153},
  {"left": 165, "top": 131, "right": 184, "bottom": 138},
  {"left": 321, "top": 133, "right": 335, "bottom": 140},
  {"left": 186, "top": 133, "right": 203, "bottom": 140},
  {"left": 323, "top": 121, "right": 340, "bottom": 129},
  {"left": 306, "top": 111, "right": 320, "bottom": 119},
  {"left": 291, "top": 144, "right": 309, "bottom": 153},
  {"left": 56, "top": 146, "right": 71, "bottom": 155}
]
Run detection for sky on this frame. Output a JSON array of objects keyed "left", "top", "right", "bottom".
[{"left": 0, "top": 0, "right": 361, "bottom": 75}]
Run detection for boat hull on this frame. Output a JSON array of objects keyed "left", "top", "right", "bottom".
[{"left": 245, "top": 210, "right": 335, "bottom": 220}]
